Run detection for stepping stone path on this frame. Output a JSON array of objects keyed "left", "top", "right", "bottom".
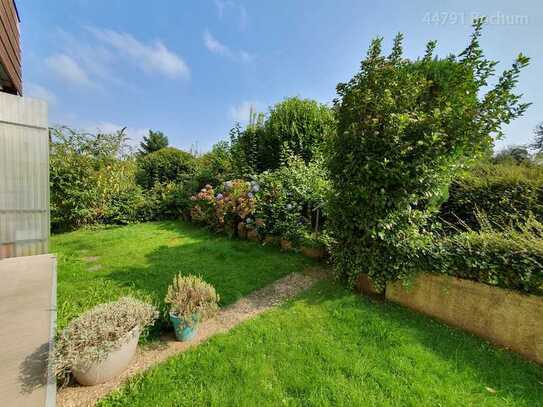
[{"left": 58, "top": 268, "right": 328, "bottom": 407}]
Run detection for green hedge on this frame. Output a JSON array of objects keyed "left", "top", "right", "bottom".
[
  {"left": 440, "top": 163, "right": 543, "bottom": 231},
  {"left": 136, "top": 147, "right": 196, "bottom": 189},
  {"left": 429, "top": 225, "right": 543, "bottom": 295},
  {"left": 50, "top": 152, "right": 147, "bottom": 231},
  {"left": 229, "top": 97, "right": 335, "bottom": 174}
]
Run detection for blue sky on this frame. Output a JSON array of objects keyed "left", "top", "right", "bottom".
[{"left": 20, "top": 0, "right": 543, "bottom": 152}]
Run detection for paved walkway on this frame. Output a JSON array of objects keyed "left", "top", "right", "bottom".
[
  {"left": 58, "top": 268, "right": 327, "bottom": 407},
  {"left": 0, "top": 254, "right": 57, "bottom": 407}
]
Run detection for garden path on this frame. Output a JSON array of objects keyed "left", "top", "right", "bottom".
[
  {"left": 0, "top": 254, "right": 56, "bottom": 407},
  {"left": 58, "top": 267, "right": 328, "bottom": 407}
]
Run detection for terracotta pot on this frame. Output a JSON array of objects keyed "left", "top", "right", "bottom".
[
  {"left": 0, "top": 243, "right": 14, "bottom": 259},
  {"left": 247, "top": 229, "right": 260, "bottom": 242},
  {"left": 280, "top": 239, "right": 292, "bottom": 251},
  {"left": 72, "top": 326, "right": 140, "bottom": 386},
  {"left": 263, "top": 235, "right": 279, "bottom": 247},
  {"left": 237, "top": 222, "right": 247, "bottom": 239},
  {"left": 300, "top": 245, "right": 326, "bottom": 260}
]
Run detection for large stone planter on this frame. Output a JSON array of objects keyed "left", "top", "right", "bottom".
[
  {"left": 386, "top": 273, "right": 543, "bottom": 365},
  {"left": 72, "top": 326, "right": 140, "bottom": 386}
]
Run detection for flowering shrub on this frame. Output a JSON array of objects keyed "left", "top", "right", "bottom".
[
  {"left": 215, "top": 180, "right": 256, "bottom": 231},
  {"left": 189, "top": 180, "right": 257, "bottom": 233},
  {"left": 253, "top": 174, "right": 303, "bottom": 242},
  {"left": 190, "top": 184, "right": 217, "bottom": 226},
  {"left": 187, "top": 162, "right": 330, "bottom": 246},
  {"left": 254, "top": 156, "right": 330, "bottom": 245}
]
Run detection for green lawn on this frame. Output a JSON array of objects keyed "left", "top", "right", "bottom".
[
  {"left": 52, "top": 221, "right": 315, "bottom": 332},
  {"left": 100, "top": 280, "right": 542, "bottom": 407}
]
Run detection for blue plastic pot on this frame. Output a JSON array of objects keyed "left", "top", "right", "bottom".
[{"left": 169, "top": 312, "right": 199, "bottom": 341}]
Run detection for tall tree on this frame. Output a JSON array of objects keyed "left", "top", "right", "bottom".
[
  {"left": 139, "top": 130, "right": 169, "bottom": 155},
  {"left": 531, "top": 121, "right": 543, "bottom": 152},
  {"left": 327, "top": 19, "right": 530, "bottom": 288}
]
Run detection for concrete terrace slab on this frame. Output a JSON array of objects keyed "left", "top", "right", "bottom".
[{"left": 0, "top": 254, "right": 56, "bottom": 407}]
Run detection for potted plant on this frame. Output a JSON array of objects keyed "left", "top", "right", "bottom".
[
  {"left": 280, "top": 238, "right": 293, "bottom": 251},
  {"left": 280, "top": 226, "right": 302, "bottom": 251},
  {"left": 245, "top": 218, "right": 261, "bottom": 242},
  {"left": 54, "top": 297, "right": 158, "bottom": 386},
  {"left": 237, "top": 221, "right": 248, "bottom": 239},
  {"left": 165, "top": 274, "right": 219, "bottom": 341},
  {"left": 263, "top": 235, "right": 280, "bottom": 247},
  {"left": 300, "top": 232, "right": 329, "bottom": 260}
]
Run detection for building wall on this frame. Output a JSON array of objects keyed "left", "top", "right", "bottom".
[
  {"left": 0, "top": 92, "right": 48, "bottom": 258},
  {"left": 0, "top": 0, "right": 20, "bottom": 95}
]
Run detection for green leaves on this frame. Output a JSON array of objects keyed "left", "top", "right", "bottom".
[
  {"left": 229, "top": 97, "right": 335, "bottom": 174},
  {"left": 430, "top": 224, "right": 543, "bottom": 294},
  {"left": 136, "top": 147, "right": 196, "bottom": 189},
  {"left": 139, "top": 130, "right": 169, "bottom": 155},
  {"left": 327, "top": 20, "right": 530, "bottom": 288}
]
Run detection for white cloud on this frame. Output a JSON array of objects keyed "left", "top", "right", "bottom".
[
  {"left": 45, "top": 54, "right": 93, "bottom": 87},
  {"left": 88, "top": 27, "right": 190, "bottom": 79},
  {"left": 25, "top": 83, "right": 57, "bottom": 105},
  {"left": 203, "top": 29, "right": 232, "bottom": 57},
  {"left": 55, "top": 28, "right": 125, "bottom": 88},
  {"left": 203, "top": 29, "right": 253, "bottom": 63},
  {"left": 229, "top": 101, "right": 260, "bottom": 123}
]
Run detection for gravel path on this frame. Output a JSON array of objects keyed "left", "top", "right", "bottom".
[{"left": 57, "top": 268, "right": 328, "bottom": 407}]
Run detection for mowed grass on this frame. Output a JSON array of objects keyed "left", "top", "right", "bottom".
[
  {"left": 52, "top": 221, "right": 315, "bottom": 331},
  {"left": 100, "top": 280, "right": 542, "bottom": 407}
]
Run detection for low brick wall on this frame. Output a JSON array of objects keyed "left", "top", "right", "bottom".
[{"left": 386, "top": 273, "right": 543, "bottom": 365}]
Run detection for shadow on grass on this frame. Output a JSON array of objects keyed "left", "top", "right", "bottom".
[
  {"left": 99, "top": 221, "right": 315, "bottom": 329},
  {"left": 296, "top": 280, "right": 542, "bottom": 403}
]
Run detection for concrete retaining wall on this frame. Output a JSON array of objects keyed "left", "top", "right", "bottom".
[{"left": 386, "top": 273, "right": 543, "bottom": 365}]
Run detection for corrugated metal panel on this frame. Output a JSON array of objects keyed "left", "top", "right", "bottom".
[{"left": 0, "top": 92, "right": 48, "bottom": 258}]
